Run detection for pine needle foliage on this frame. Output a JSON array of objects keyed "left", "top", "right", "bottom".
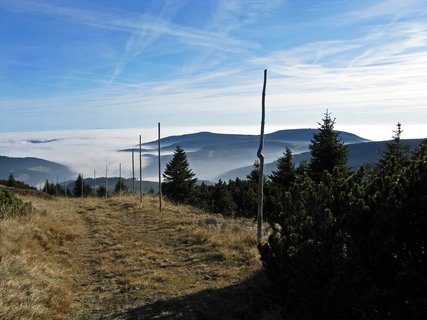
[
  {"left": 309, "top": 110, "right": 348, "bottom": 181},
  {"left": 162, "top": 146, "right": 197, "bottom": 203},
  {"left": 260, "top": 122, "right": 427, "bottom": 319}
]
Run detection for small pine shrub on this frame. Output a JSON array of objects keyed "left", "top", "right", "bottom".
[{"left": 0, "top": 189, "right": 34, "bottom": 219}]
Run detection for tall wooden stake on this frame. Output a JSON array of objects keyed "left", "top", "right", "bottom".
[
  {"left": 132, "top": 149, "right": 135, "bottom": 193},
  {"left": 105, "top": 164, "right": 108, "bottom": 198},
  {"left": 64, "top": 177, "right": 67, "bottom": 198},
  {"left": 257, "top": 69, "right": 267, "bottom": 245},
  {"left": 81, "top": 173, "right": 84, "bottom": 197},
  {"left": 158, "top": 122, "right": 163, "bottom": 212},
  {"left": 139, "top": 135, "right": 143, "bottom": 202},
  {"left": 119, "top": 163, "right": 122, "bottom": 196}
]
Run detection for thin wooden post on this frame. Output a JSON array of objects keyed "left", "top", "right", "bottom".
[
  {"left": 105, "top": 164, "right": 108, "bottom": 198},
  {"left": 132, "top": 149, "right": 135, "bottom": 193},
  {"left": 257, "top": 69, "right": 267, "bottom": 245},
  {"left": 139, "top": 135, "right": 143, "bottom": 202},
  {"left": 81, "top": 173, "right": 84, "bottom": 197},
  {"left": 119, "top": 163, "right": 122, "bottom": 196},
  {"left": 64, "top": 177, "right": 67, "bottom": 198},
  {"left": 158, "top": 122, "right": 162, "bottom": 212}
]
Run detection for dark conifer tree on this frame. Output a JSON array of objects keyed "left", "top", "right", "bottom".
[
  {"left": 42, "top": 180, "right": 57, "bottom": 195},
  {"left": 211, "top": 180, "right": 236, "bottom": 216},
  {"left": 295, "top": 160, "right": 309, "bottom": 176},
  {"left": 378, "top": 122, "right": 411, "bottom": 171},
  {"left": 270, "top": 147, "right": 296, "bottom": 189},
  {"left": 228, "top": 177, "right": 257, "bottom": 217},
  {"left": 309, "top": 110, "right": 348, "bottom": 181},
  {"left": 73, "top": 174, "right": 83, "bottom": 197},
  {"left": 83, "top": 184, "right": 93, "bottom": 197},
  {"left": 7, "top": 173, "right": 17, "bottom": 187},
  {"left": 97, "top": 185, "right": 107, "bottom": 197},
  {"left": 114, "top": 179, "right": 128, "bottom": 194},
  {"left": 162, "top": 146, "right": 197, "bottom": 203},
  {"left": 73, "top": 174, "right": 93, "bottom": 197},
  {"left": 54, "top": 183, "right": 65, "bottom": 196}
]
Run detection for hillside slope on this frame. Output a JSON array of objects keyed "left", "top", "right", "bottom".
[
  {"left": 0, "top": 193, "right": 264, "bottom": 319},
  {"left": 217, "top": 138, "right": 425, "bottom": 180},
  {"left": 0, "top": 156, "right": 74, "bottom": 186},
  {"left": 124, "top": 129, "right": 368, "bottom": 181}
]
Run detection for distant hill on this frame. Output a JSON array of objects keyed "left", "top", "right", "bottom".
[
  {"left": 0, "top": 156, "right": 75, "bottom": 186},
  {"left": 139, "top": 129, "right": 367, "bottom": 153},
  {"left": 123, "top": 129, "right": 368, "bottom": 182},
  {"left": 216, "top": 139, "right": 425, "bottom": 181},
  {"left": 5, "top": 130, "right": 420, "bottom": 187}
]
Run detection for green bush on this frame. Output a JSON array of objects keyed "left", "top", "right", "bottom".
[
  {"left": 259, "top": 132, "right": 427, "bottom": 319},
  {"left": 0, "top": 189, "right": 34, "bottom": 219}
]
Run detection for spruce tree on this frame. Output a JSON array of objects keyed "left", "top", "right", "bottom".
[
  {"left": 83, "top": 184, "right": 93, "bottom": 197},
  {"left": 97, "top": 185, "right": 107, "bottom": 197},
  {"left": 162, "top": 146, "right": 197, "bottom": 203},
  {"left": 309, "top": 110, "right": 348, "bottom": 181},
  {"left": 270, "top": 147, "right": 296, "bottom": 189},
  {"left": 378, "top": 123, "right": 410, "bottom": 171},
  {"left": 7, "top": 173, "right": 17, "bottom": 187},
  {"left": 114, "top": 179, "right": 128, "bottom": 194},
  {"left": 211, "top": 180, "right": 236, "bottom": 216},
  {"left": 73, "top": 174, "right": 83, "bottom": 197},
  {"left": 42, "top": 180, "right": 57, "bottom": 195}
]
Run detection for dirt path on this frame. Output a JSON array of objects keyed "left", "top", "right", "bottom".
[{"left": 61, "top": 197, "right": 262, "bottom": 319}]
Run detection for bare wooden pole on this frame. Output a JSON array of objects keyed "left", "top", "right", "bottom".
[
  {"left": 105, "top": 164, "right": 108, "bottom": 198},
  {"left": 119, "top": 163, "right": 122, "bottom": 196},
  {"left": 257, "top": 69, "right": 267, "bottom": 245},
  {"left": 139, "top": 135, "right": 143, "bottom": 202},
  {"left": 64, "top": 177, "right": 67, "bottom": 198},
  {"left": 81, "top": 173, "right": 84, "bottom": 197},
  {"left": 132, "top": 149, "right": 135, "bottom": 193},
  {"left": 158, "top": 122, "right": 163, "bottom": 212}
]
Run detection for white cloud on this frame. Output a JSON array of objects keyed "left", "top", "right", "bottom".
[
  {"left": 1, "top": 1, "right": 426, "bottom": 135},
  {"left": 249, "top": 21, "right": 427, "bottom": 121},
  {"left": 342, "top": 0, "right": 426, "bottom": 23},
  {"left": 0, "top": 0, "right": 255, "bottom": 52}
]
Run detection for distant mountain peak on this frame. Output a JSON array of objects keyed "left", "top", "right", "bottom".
[{"left": 126, "top": 128, "right": 371, "bottom": 182}]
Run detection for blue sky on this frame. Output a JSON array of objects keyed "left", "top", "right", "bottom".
[{"left": 1, "top": 0, "right": 427, "bottom": 138}]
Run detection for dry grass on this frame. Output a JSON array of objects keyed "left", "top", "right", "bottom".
[
  {"left": 0, "top": 192, "right": 263, "bottom": 319},
  {"left": 0, "top": 194, "right": 85, "bottom": 319}
]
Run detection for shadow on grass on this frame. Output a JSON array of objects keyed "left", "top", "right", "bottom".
[{"left": 112, "top": 272, "right": 278, "bottom": 320}]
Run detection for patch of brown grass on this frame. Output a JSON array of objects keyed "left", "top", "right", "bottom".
[
  {"left": 1, "top": 193, "right": 263, "bottom": 319},
  {"left": 0, "top": 196, "right": 85, "bottom": 319}
]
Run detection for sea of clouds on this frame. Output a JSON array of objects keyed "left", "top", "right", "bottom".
[
  {"left": 0, "top": 124, "right": 424, "bottom": 183},
  {"left": 0, "top": 126, "right": 272, "bottom": 181}
]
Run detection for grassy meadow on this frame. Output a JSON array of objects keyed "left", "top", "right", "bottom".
[{"left": 0, "top": 187, "right": 265, "bottom": 319}]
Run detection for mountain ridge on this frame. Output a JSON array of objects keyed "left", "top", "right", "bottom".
[
  {"left": 126, "top": 128, "right": 369, "bottom": 181},
  {"left": 216, "top": 138, "right": 425, "bottom": 181},
  {"left": 2, "top": 129, "right": 423, "bottom": 186},
  {"left": 0, "top": 155, "right": 74, "bottom": 186}
]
